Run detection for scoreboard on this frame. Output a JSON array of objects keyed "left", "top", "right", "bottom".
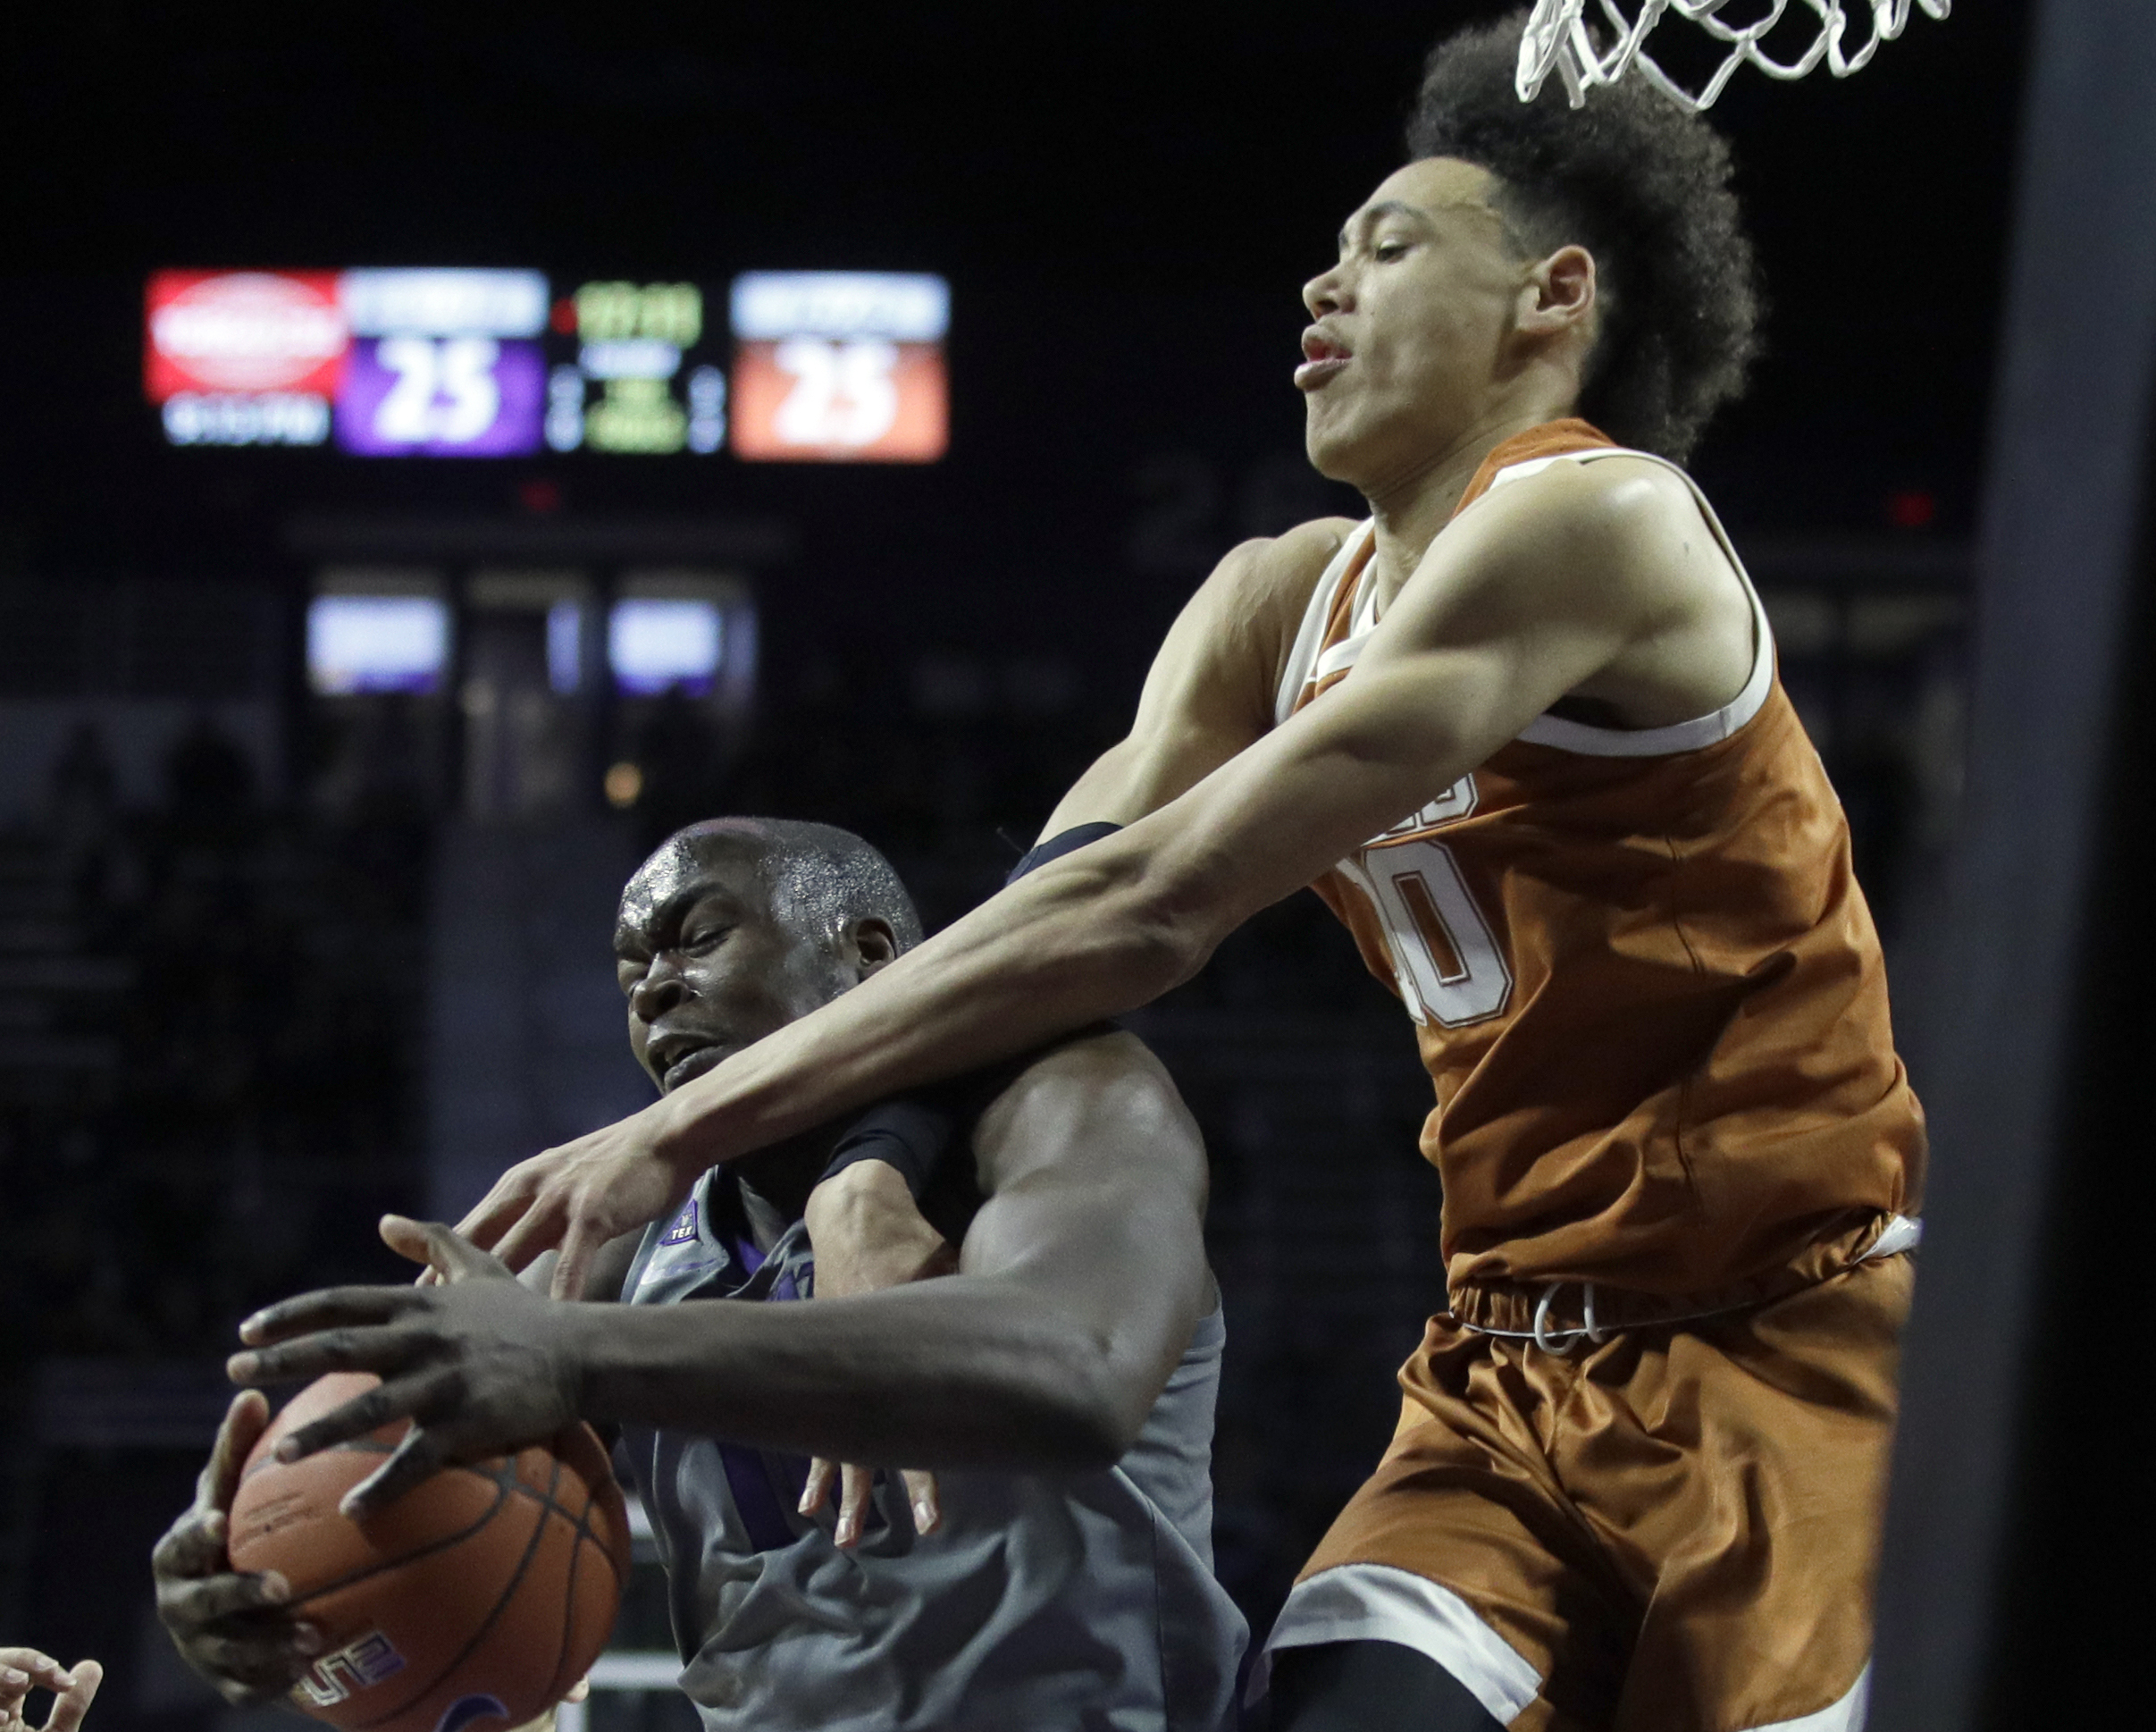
[
  {"left": 728, "top": 273, "right": 948, "bottom": 462},
  {"left": 146, "top": 268, "right": 948, "bottom": 462}
]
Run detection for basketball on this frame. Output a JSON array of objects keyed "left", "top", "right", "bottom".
[{"left": 228, "top": 1373, "right": 631, "bottom": 1732}]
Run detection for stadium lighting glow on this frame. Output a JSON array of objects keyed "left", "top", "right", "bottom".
[
  {"left": 308, "top": 595, "right": 449, "bottom": 694},
  {"left": 608, "top": 599, "right": 722, "bottom": 696}
]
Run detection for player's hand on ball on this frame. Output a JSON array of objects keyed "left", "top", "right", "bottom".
[
  {"left": 455, "top": 1100, "right": 698, "bottom": 1301},
  {"left": 0, "top": 1651, "right": 101, "bottom": 1732},
  {"left": 151, "top": 1391, "right": 319, "bottom": 1703},
  {"left": 801, "top": 1160, "right": 953, "bottom": 1546},
  {"left": 226, "top": 1217, "right": 585, "bottom": 1519}
]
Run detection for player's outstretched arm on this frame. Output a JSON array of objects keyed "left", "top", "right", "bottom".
[
  {"left": 454, "top": 523, "right": 1338, "bottom": 1298},
  {"left": 459, "top": 463, "right": 1713, "bottom": 1296},
  {"left": 1037, "top": 519, "right": 1353, "bottom": 832},
  {"left": 586, "top": 1030, "right": 1214, "bottom": 1467},
  {"left": 224, "top": 1031, "right": 1211, "bottom": 1511}
]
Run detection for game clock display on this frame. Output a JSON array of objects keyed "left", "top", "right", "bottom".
[{"left": 145, "top": 268, "right": 948, "bottom": 463}]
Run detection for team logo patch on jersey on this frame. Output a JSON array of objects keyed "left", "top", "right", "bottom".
[
  {"left": 660, "top": 1198, "right": 700, "bottom": 1246},
  {"left": 294, "top": 1631, "right": 405, "bottom": 1707}
]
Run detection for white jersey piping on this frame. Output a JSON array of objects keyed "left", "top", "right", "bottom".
[
  {"left": 1248, "top": 1563, "right": 1543, "bottom": 1724},
  {"left": 1744, "top": 1663, "right": 1871, "bottom": 1732},
  {"left": 1252, "top": 1565, "right": 1873, "bottom": 1730},
  {"left": 1274, "top": 519, "right": 1374, "bottom": 728},
  {"left": 1271, "top": 447, "right": 1774, "bottom": 759}
]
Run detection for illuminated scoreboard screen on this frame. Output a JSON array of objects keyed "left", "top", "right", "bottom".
[{"left": 146, "top": 268, "right": 949, "bottom": 462}]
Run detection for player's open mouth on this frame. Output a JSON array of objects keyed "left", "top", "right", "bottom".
[
  {"left": 650, "top": 1033, "right": 728, "bottom": 1092},
  {"left": 1296, "top": 328, "right": 1351, "bottom": 391}
]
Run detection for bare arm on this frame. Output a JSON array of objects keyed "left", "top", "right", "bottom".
[
  {"left": 580, "top": 1031, "right": 1210, "bottom": 1466},
  {"left": 466, "top": 462, "right": 1743, "bottom": 1291},
  {"left": 228, "top": 1032, "right": 1213, "bottom": 1505},
  {"left": 1041, "top": 518, "right": 1352, "bottom": 830}
]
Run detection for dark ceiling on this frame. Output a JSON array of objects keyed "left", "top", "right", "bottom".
[{"left": 2, "top": 1, "right": 2031, "bottom": 678}]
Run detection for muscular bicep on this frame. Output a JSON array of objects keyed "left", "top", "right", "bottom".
[
  {"left": 1042, "top": 522, "right": 1352, "bottom": 836},
  {"left": 954, "top": 1035, "right": 1211, "bottom": 1380},
  {"left": 1115, "top": 467, "right": 1691, "bottom": 943}
]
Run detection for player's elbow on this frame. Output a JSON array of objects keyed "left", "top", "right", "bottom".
[
  {"left": 1023, "top": 1348, "right": 1151, "bottom": 1470},
  {"left": 1028, "top": 1407, "right": 1130, "bottom": 1474},
  {"left": 980, "top": 1311, "right": 1158, "bottom": 1469},
  {"left": 1112, "top": 900, "right": 1212, "bottom": 1005}
]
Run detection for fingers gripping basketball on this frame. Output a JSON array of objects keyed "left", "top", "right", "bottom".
[{"left": 228, "top": 1375, "right": 630, "bottom": 1732}]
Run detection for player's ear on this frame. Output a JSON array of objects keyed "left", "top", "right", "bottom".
[
  {"left": 837, "top": 917, "right": 900, "bottom": 980},
  {"left": 1518, "top": 243, "right": 1597, "bottom": 336}
]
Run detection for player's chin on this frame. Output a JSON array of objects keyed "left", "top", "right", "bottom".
[
  {"left": 659, "top": 1043, "right": 731, "bottom": 1094},
  {"left": 1302, "top": 416, "right": 1366, "bottom": 486}
]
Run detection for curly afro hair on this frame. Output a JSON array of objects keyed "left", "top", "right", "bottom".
[{"left": 1405, "top": 12, "right": 1761, "bottom": 461}]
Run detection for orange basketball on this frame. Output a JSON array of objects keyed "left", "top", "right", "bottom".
[{"left": 229, "top": 1373, "right": 631, "bottom": 1732}]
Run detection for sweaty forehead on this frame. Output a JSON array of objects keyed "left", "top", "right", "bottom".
[
  {"left": 616, "top": 832, "right": 770, "bottom": 946},
  {"left": 1353, "top": 157, "right": 1503, "bottom": 229}
]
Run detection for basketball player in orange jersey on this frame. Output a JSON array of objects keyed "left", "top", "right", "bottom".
[{"left": 455, "top": 17, "right": 1922, "bottom": 1730}]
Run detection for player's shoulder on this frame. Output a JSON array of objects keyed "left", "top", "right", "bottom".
[
  {"left": 1204, "top": 514, "right": 1363, "bottom": 618},
  {"left": 989, "top": 1026, "right": 1174, "bottom": 1105},
  {"left": 1174, "top": 515, "right": 1363, "bottom": 694},
  {"left": 972, "top": 1028, "right": 1188, "bottom": 1158},
  {"left": 1447, "top": 450, "right": 1726, "bottom": 615},
  {"left": 1475, "top": 450, "right": 1703, "bottom": 555}
]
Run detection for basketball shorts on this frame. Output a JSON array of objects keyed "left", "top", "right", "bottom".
[{"left": 1254, "top": 1252, "right": 1912, "bottom": 1732}]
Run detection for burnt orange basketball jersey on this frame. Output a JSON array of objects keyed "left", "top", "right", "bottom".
[{"left": 1278, "top": 420, "right": 1924, "bottom": 1302}]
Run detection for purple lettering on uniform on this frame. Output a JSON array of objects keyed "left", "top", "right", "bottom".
[{"left": 660, "top": 1199, "right": 700, "bottom": 1246}]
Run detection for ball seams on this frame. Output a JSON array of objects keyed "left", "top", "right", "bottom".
[{"left": 347, "top": 1453, "right": 566, "bottom": 1731}]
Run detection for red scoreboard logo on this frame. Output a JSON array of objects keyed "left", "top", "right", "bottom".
[{"left": 145, "top": 271, "right": 348, "bottom": 401}]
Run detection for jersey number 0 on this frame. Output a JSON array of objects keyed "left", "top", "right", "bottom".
[{"left": 1342, "top": 837, "right": 1512, "bottom": 1028}]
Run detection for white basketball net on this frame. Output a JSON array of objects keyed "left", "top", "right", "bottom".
[{"left": 1517, "top": 0, "right": 1950, "bottom": 112}]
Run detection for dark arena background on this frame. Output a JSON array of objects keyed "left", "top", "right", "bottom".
[{"left": 6, "top": 4, "right": 2148, "bottom": 1728}]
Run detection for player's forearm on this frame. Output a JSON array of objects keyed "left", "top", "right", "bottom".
[
  {"left": 647, "top": 643, "right": 1542, "bottom": 1180},
  {"left": 571, "top": 1277, "right": 1151, "bottom": 1469},
  {"left": 652, "top": 837, "right": 1210, "bottom": 1173}
]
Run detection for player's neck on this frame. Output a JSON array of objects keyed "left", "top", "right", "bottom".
[
  {"left": 1361, "top": 405, "right": 1571, "bottom": 613},
  {"left": 732, "top": 1131, "right": 835, "bottom": 1248}
]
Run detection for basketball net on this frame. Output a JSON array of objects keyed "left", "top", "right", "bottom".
[{"left": 1517, "top": 0, "right": 1950, "bottom": 112}]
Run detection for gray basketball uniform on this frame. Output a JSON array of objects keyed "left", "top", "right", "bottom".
[{"left": 617, "top": 1164, "right": 1248, "bottom": 1732}]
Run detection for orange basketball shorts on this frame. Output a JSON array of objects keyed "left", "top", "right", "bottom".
[{"left": 1254, "top": 1254, "right": 1912, "bottom": 1732}]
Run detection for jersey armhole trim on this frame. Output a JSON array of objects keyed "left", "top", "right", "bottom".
[
  {"left": 1274, "top": 519, "right": 1375, "bottom": 727},
  {"left": 1492, "top": 449, "right": 1775, "bottom": 759}
]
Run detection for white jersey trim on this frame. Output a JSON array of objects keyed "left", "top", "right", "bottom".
[
  {"left": 1743, "top": 1663, "right": 1871, "bottom": 1732},
  {"left": 1251, "top": 1567, "right": 1873, "bottom": 1732},
  {"left": 1271, "top": 447, "right": 1774, "bottom": 760},
  {"left": 1274, "top": 519, "right": 1374, "bottom": 727},
  {"left": 1247, "top": 1563, "right": 1543, "bottom": 1725}
]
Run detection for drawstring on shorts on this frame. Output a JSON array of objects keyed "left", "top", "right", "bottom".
[{"left": 1531, "top": 1282, "right": 1612, "bottom": 1355}]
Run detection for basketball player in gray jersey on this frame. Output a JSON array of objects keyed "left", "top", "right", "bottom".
[{"left": 158, "top": 817, "right": 1246, "bottom": 1732}]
